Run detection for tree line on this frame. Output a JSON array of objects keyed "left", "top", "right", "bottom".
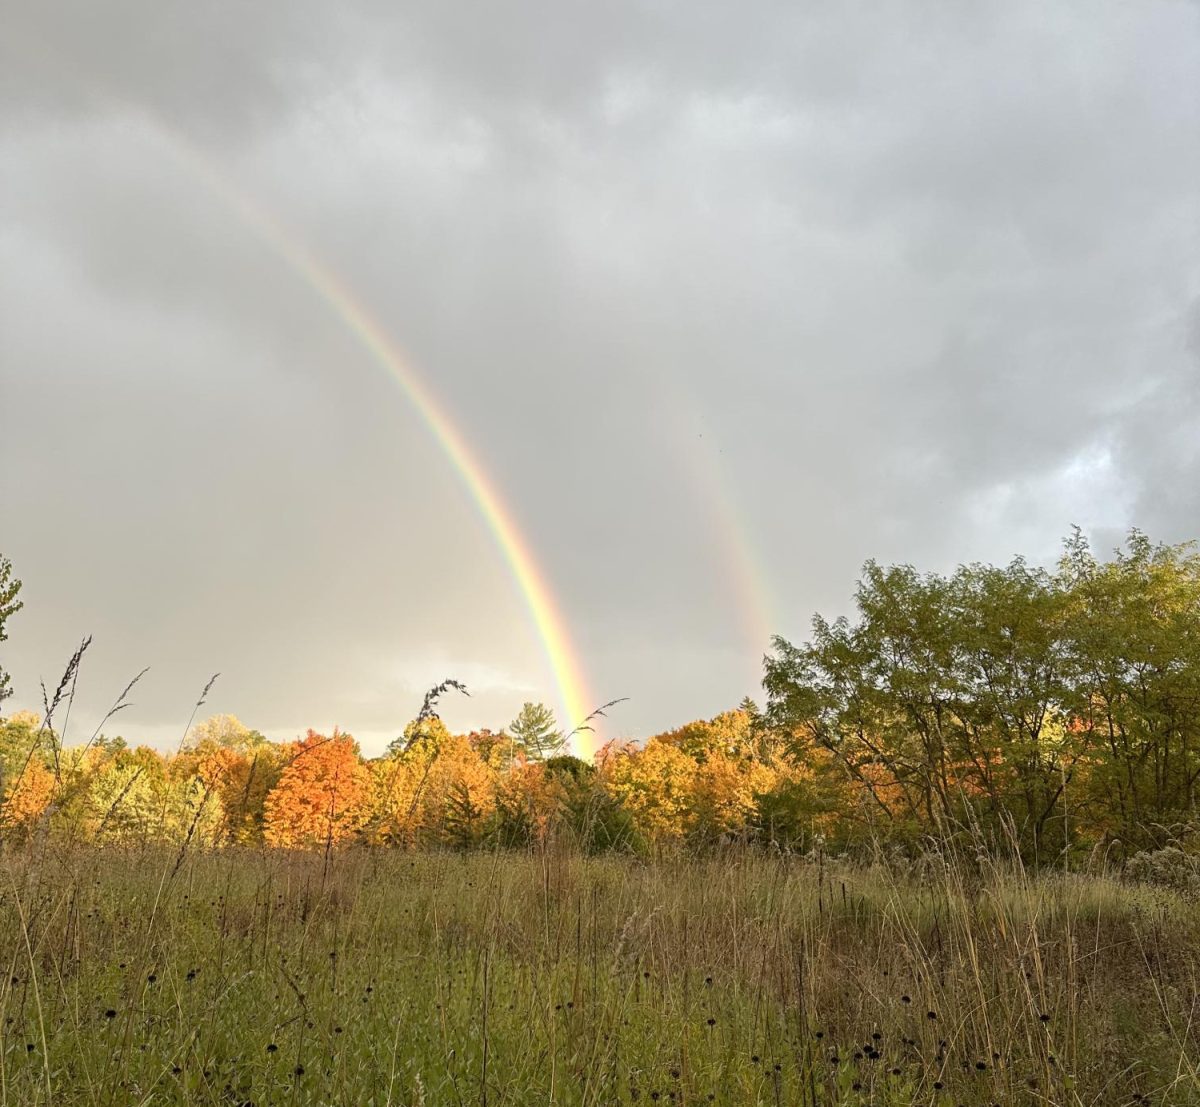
[{"left": 2, "top": 531, "right": 1200, "bottom": 860}]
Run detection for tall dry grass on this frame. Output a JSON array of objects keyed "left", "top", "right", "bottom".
[{"left": 0, "top": 841, "right": 1195, "bottom": 1105}]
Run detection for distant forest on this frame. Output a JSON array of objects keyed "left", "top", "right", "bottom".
[{"left": 2, "top": 530, "right": 1200, "bottom": 863}]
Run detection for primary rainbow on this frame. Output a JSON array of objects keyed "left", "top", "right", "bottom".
[{"left": 157, "top": 132, "right": 597, "bottom": 755}]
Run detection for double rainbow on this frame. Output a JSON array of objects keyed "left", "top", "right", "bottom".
[{"left": 16, "top": 27, "right": 790, "bottom": 760}]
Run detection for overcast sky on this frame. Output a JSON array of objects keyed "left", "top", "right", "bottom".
[{"left": 1, "top": 1, "right": 1197, "bottom": 754}]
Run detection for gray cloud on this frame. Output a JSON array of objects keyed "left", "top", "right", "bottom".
[{"left": 2, "top": 0, "right": 1197, "bottom": 750}]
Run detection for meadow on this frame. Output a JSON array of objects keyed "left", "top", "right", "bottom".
[
  {"left": 3, "top": 535, "right": 1200, "bottom": 1103},
  {"left": 0, "top": 844, "right": 1196, "bottom": 1107}
]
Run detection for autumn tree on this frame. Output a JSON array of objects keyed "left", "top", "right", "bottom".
[
  {"left": 371, "top": 725, "right": 495, "bottom": 846},
  {"left": 486, "top": 759, "right": 553, "bottom": 846},
  {"left": 162, "top": 752, "right": 227, "bottom": 845},
  {"left": 188, "top": 739, "right": 284, "bottom": 844},
  {"left": 654, "top": 708, "right": 756, "bottom": 763},
  {"left": 263, "top": 730, "right": 371, "bottom": 848},
  {"left": 687, "top": 749, "right": 776, "bottom": 844},
  {"left": 385, "top": 715, "right": 451, "bottom": 758},
  {"left": 0, "top": 710, "right": 51, "bottom": 785},
  {"left": 464, "top": 728, "right": 510, "bottom": 768},
  {"left": 188, "top": 714, "right": 267, "bottom": 752},
  {"left": 86, "top": 746, "right": 170, "bottom": 843},
  {"left": 600, "top": 738, "right": 696, "bottom": 843},
  {"left": 0, "top": 711, "right": 57, "bottom": 839},
  {"left": 0, "top": 758, "right": 54, "bottom": 838}
]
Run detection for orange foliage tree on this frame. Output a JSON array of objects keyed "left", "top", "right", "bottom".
[
  {"left": 193, "top": 741, "right": 285, "bottom": 844},
  {"left": 263, "top": 730, "right": 371, "bottom": 848},
  {"left": 0, "top": 758, "right": 55, "bottom": 837},
  {"left": 489, "top": 758, "right": 565, "bottom": 845}
]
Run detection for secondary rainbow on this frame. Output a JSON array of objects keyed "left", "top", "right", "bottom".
[
  {"left": 669, "top": 406, "right": 777, "bottom": 662},
  {"left": 157, "top": 132, "right": 597, "bottom": 754}
]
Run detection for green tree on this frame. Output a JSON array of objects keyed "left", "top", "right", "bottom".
[
  {"left": 542, "top": 755, "right": 641, "bottom": 853},
  {"left": 1057, "top": 529, "right": 1200, "bottom": 846},
  {"left": 508, "top": 701, "right": 564, "bottom": 760},
  {"left": 765, "top": 553, "right": 1078, "bottom": 855},
  {"left": 765, "top": 531, "right": 1200, "bottom": 858},
  {"left": 0, "top": 556, "right": 23, "bottom": 706},
  {"left": 443, "top": 779, "right": 487, "bottom": 848}
]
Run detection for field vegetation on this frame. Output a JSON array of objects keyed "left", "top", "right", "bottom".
[{"left": 0, "top": 844, "right": 1197, "bottom": 1106}]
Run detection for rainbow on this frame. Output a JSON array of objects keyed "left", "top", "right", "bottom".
[
  {"left": 154, "top": 133, "right": 598, "bottom": 755},
  {"left": 669, "top": 407, "right": 776, "bottom": 663},
  {"left": 11, "top": 27, "right": 600, "bottom": 754},
  {"left": 695, "top": 450, "right": 776, "bottom": 660}
]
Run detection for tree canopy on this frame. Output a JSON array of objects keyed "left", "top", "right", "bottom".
[
  {"left": 765, "top": 530, "right": 1200, "bottom": 855},
  {"left": 4, "top": 532, "right": 1200, "bottom": 861}
]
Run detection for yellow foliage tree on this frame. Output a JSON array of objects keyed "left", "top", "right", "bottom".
[
  {"left": 655, "top": 708, "right": 756, "bottom": 763},
  {"left": 688, "top": 750, "right": 777, "bottom": 841},
  {"left": 188, "top": 714, "right": 266, "bottom": 752},
  {"left": 371, "top": 730, "right": 496, "bottom": 845},
  {"left": 600, "top": 738, "right": 696, "bottom": 841}
]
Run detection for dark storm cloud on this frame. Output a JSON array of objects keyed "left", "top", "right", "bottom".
[{"left": 1, "top": 1, "right": 1197, "bottom": 749}]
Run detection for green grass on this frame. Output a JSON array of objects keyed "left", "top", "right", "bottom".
[{"left": 0, "top": 845, "right": 1196, "bottom": 1105}]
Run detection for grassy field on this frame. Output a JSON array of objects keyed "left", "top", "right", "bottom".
[{"left": 0, "top": 845, "right": 1196, "bottom": 1106}]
